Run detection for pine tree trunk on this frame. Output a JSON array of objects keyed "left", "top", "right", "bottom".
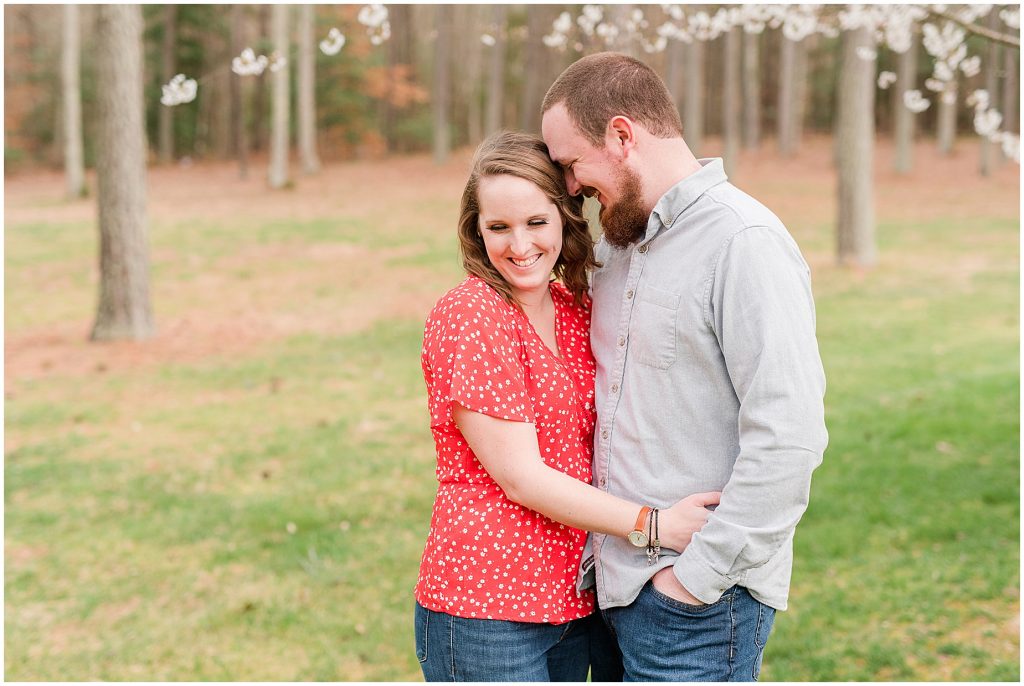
[
  {"left": 62, "top": 3, "right": 85, "bottom": 198},
  {"left": 230, "top": 4, "right": 249, "bottom": 179},
  {"left": 252, "top": 5, "right": 269, "bottom": 153},
  {"left": 464, "top": 4, "right": 484, "bottom": 146},
  {"left": 1002, "top": 45, "right": 1018, "bottom": 136},
  {"left": 684, "top": 38, "right": 704, "bottom": 157},
  {"left": 836, "top": 26, "right": 876, "bottom": 268},
  {"left": 665, "top": 36, "right": 684, "bottom": 114},
  {"left": 268, "top": 4, "right": 290, "bottom": 188},
  {"left": 792, "top": 35, "right": 809, "bottom": 153},
  {"left": 778, "top": 34, "right": 806, "bottom": 156},
  {"left": 742, "top": 28, "right": 761, "bottom": 150},
  {"left": 432, "top": 5, "right": 451, "bottom": 165},
  {"left": 893, "top": 33, "right": 917, "bottom": 174},
  {"left": 519, "top": 5, "right": 549, "bottom": 134},
  {"left": 92, "top": 4, "right": 153, "bottom": 341},
  {"left": 980, "top": 9, "right": 999, "bottom": 176},
  {"left": 297, "top": 4, "right": 320, "bottom": 173},
  {"left": 723, "top": 26, "right": 741, "bottom": 177},
  {"left": 485, "top": 5, "right": 507, "bottom": 136},
  {"left": 157, "top": 4, "right": 176, "bottom": 164},
  {"left": 384, "top": 3, "right": 413, "bottom": 153},
  {"left": 937, "top": 79, "right": 958, "bottom": 155}
]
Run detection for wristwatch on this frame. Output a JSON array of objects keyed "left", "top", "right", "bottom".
[{"left": 627, "top": 506, "right": 652, "bottom": 547}]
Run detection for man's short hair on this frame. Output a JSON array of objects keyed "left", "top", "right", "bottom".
[{"left": 542, "top": 52, "right": 684, "bottom": 148}]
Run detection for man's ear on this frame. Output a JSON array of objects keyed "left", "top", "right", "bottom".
[{"left": 606, "top": 115, "right": 637, "bottom": 158}]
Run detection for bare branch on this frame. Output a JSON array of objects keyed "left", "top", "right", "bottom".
[{"left": 926, "top": 8, "right": 1020, "bottom": 48}]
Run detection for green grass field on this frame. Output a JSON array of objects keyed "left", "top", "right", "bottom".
[{"left": 5, "top": 147, "right": 1019, "bottom": 680}]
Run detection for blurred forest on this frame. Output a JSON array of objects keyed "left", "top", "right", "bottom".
[{"left": 4, "top": 3, "right": 1020, "bottom": 171}]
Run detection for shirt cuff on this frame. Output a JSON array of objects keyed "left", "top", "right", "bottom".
[{"left": 672, "top": 545, "right": 737, "bottom": 605}]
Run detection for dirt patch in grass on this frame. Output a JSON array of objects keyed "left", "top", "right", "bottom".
[{"left": 6, "top": 136, "right": 1017, "bottom": 388}]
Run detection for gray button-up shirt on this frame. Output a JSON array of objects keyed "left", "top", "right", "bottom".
[{"left": 584, "top": 158, "right": 827, "bottom": 611}]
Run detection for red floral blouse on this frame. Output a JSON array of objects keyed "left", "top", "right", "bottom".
[{"left": 415, "top": 276, "right": 598, "bottom": 623}]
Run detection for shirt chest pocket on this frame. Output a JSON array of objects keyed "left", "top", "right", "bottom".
[{"left": 630, "top": 286, "right": 679, "bottom": 369}]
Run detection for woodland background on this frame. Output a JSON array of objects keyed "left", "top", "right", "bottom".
[{"left": 4, "top": 3, "right": 1021, "bottom": 681}]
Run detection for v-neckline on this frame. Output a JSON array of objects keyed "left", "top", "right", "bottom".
[{"left": 520, "top": 283, "right": 564, "bottom": 363}]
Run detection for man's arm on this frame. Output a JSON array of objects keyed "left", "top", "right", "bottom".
[{"left": 672, "top": 225, "right": 828, "bottom": 605}]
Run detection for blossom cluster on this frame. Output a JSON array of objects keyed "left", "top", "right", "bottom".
[
  {"left": 320, "top": 27, "right": 345, "bottom": 56},
  {"left": 231, "top": 48, "right": 270, "bottom": 76},
  {"left": 358, "top": 4, "right": 390, "bottom": 46},
  {"left": 967, "top": 88, "right": 1021, "bottom": 163},
  {"left": 161, "top": 73, "right": 197, "bottom": 107}
]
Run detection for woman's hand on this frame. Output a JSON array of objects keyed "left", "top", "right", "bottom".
[{"left": 656, "top": 491, "right": 721, "bottom": 553}]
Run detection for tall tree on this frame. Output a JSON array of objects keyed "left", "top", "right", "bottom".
[
  {"left": 836, "top": 26, "right": 876, "bottom": 268},
  {"left": 61, "top": 3, "right": 84, "bottom": 199},
  {"left": 665, "top": 35, "right": 684, "bottom": 116},
  {"left": 158, "top": 4, "right": 177, "bottom": 164},
  {"left": 464, "top": 4, "right": 484, "bottom": 146},
  {"left": 936, "top": 78, "right": 958, "bottom": 155},
  {"left": 432, "top": 5, "right": 452, "bottom": 164},
  {"left": 778, "top": 33, "right": 807, "bottom": 156},
  {"left": 723, "top": 26, "right": 741, "bottom": 176},
  {"left": 519, "top": 5, "right": 550, "bottom": 134},
  {"left": 485, "top": 5, "right": 507, "bottom": 136},
  {"left": 92, "top": 4, "right": 153, "bottom": 341},
  {"left": 742, "top": 28, "right": 761, "bottom": 150},
  {"left": 1001, "top": 41, "right": 1018, "bottom": 139},
  {"left": 893, "top": 33, "right": 918, "bottom": 174},
  {"left": 230, "top": 3, "right": 249, "bottom": 179},
  {"left": 684, "top": 38, "right": 705, "bottom": 157},
  {"left": 979, "top": 8, "right": 999, "bottom": 176},
  {"left": 297, "top": 4, "right": 320, "bottom": 174},
  {"left": 196, "top": 10, "right": 231, "bottom": 160},
  {"left": 252, "top": 5, "right": 269, "bottom": 153},
  {"left": 268, "top": 4, "right": 290, "bottom": 188},
  {"left": 384, "top": 3, "right": 413, "bottom": 153}
]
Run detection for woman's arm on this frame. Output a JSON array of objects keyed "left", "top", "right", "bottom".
[{"left": 453, "top": 403, "right": 719, "bottom": 551}]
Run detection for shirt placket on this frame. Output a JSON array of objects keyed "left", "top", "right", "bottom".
[
  {"left": 591, "top": 239, "right": 652, "bottom": 606},
  {"left": 596, "top": 238, "right": 654, "bottom": 490}
]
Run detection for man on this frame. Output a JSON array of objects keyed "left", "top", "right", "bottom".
[{"left": 541, "top": 52, "right": 828, "bottom": 681}]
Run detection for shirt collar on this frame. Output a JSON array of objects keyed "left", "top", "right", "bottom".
[{"left": 648, "top": 158, "right": 728, "bottom": 236}]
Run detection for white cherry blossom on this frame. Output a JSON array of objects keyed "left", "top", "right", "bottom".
[
  {"left": 160, "top": 73, "right": 197, "bottom": 106},
  {"left": 904, "top": 89, "right": 931, "bottom": 113},
  {"left": 320, "top": 27, "right": 345, "bottom": 56}
]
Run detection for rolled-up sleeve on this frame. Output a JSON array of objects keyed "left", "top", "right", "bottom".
[{"left": 674, "top": 225, "right": 828, "bottom": 604}]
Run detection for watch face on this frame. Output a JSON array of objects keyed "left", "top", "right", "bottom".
[{"left": 627, "top": 530, "right": 648, "bottom": 547}]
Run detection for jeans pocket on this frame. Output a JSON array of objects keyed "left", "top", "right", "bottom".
[
  {"left": 648, "top": 583, "right": 729, "bottom": 614},
  {"left": 414, "top": 603, "right": 429, "bottom": 663},
  {"left": 631, "top": 287, "right": 679, "bottom": 369}
]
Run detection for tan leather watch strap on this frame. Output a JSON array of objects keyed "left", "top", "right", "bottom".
[{"left": 633, "top": 506, "right": 652, "bottom": 536}]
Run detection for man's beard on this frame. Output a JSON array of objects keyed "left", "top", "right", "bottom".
[{"left": 595, "top": 166, "right": 649, "bottom": 249}]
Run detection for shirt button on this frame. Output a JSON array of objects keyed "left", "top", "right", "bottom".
[
  {"left": 601, "top": 429, "right": 609, "bottom": 440},
  {"left": 617, "top": 336, "right": 625, "bottom": 346},
  {"left": 625, "top": 290, "right": 634, "bottom": 300},
  {"left": 599, "top": 477, "right": 607, "bottom": 488},
  {"left": 638, "top": 244, "right": 648, "bottom": 254},
  {"left": 610, "top": 384, "right": 619, "bottom": 394}
]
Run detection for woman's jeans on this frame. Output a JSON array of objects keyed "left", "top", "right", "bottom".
[
  {"left": 414, "top": 602, "right": 600, "bottom": 681},
  {"left": 601, "top": 582, "right": 776, "bottom": 682}
]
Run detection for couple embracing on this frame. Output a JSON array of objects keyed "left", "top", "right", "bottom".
[{"left": 413, "top": 52, "right": 828, "bottom": 682}]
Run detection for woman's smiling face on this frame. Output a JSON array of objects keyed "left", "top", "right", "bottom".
[{"left": 477, "top": 174, "right": 564, "bottom": 303}]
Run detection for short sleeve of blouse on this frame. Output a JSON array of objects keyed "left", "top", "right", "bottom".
[{"left": 422, "top": 282, "right": 535, "bottom": 427}]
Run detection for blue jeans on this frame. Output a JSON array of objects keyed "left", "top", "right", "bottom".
[
  {"left": 414, "top": 602, "right": 595, "bottom": 681},
  {"left": 600, "top": 582, "right": 776, "bottom": 682}
]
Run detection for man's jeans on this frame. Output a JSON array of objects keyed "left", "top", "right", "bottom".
[
  {"left": 599, "top": 583, "right": 776, "bottom": 682},
  {"left": 414, "top": 602, "right": 593, "bottom": 681}
]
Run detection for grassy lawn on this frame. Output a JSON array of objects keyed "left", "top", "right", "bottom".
[{"left": 4, "top": 147, "right": 1019, "bottom": 680}]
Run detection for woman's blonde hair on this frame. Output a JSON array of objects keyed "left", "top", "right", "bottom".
[{"left": 458, "top": 131, "right": 597, "bottom": 309}]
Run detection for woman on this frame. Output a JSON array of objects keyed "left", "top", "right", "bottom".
[{"left": 415, "top": 131, "right": 718, "bottom": 681}]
